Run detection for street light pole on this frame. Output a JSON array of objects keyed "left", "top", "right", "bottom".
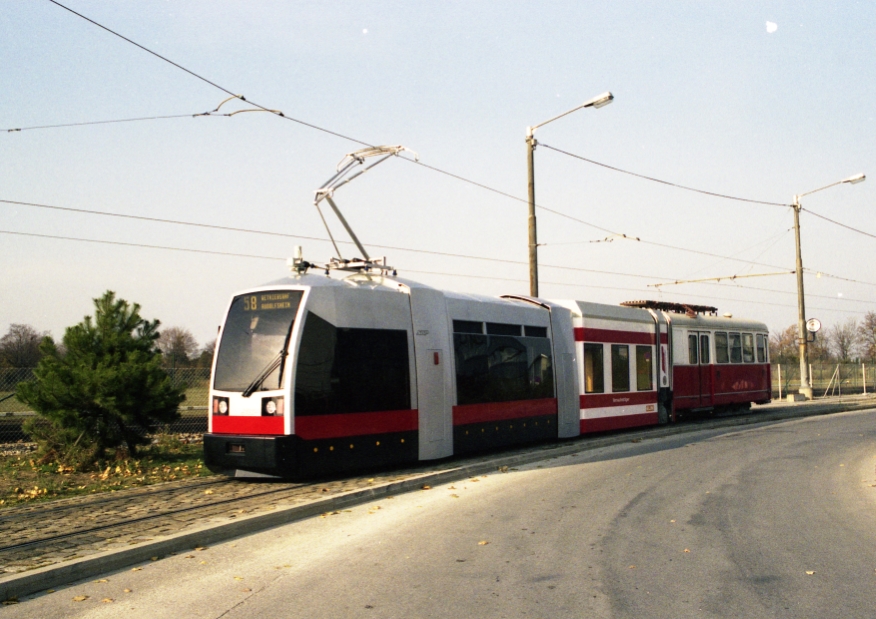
[
  {"left": 526, "top": 91, "right": 614, "bottom": 298},
  {"left": 792, "top": 172, "right": 866, "bottom": 399}
]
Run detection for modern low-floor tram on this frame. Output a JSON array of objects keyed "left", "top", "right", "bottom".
[{"left": 204, "top": 272, "right": 770, "bottom": 478}]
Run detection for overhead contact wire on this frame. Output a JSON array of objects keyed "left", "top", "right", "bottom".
[{"left": 538, "top": 143, "right": 791, "bottom": 207}]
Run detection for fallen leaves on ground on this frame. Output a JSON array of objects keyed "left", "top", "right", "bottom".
[
  {"left": 478, "top": 541, "right": 489, "bottom": 546},
  {"left": 683, "top": 549, "right": 691, "bottom": 553},
  {"left": 72, "top": 595, "right": 89, "bottom": 602},
  {"left": 101, "top": 598, "right": 114, "bottom": 604},
  {"left": 93, "top": 579, "right": 108, "bottom": 583},
  {"left": 806, "top": 570, "right": 816, "bottom": 575},
  {"left": 123, "top": 589, "right": 132, "bottom": 593}
]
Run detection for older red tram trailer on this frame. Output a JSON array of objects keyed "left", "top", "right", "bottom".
[{"left": 204, "top": 273, "right": 770, "bottom": 478}]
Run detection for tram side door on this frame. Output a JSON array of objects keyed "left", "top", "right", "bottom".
[{"left": 687, "top": 332, "right": 712, "bottom": 407}]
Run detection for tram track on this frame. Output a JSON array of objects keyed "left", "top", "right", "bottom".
[
  {"left": 0, "top": 482, "right": 313, "bottom": 554},
  {"left": 2, "top": 397, "right": 873, "bottom": 577},
  {"left": 0, "top": 477, "right": 231, "bottom": 522}
]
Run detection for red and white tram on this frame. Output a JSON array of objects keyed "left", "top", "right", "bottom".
[{"left": 203, "top": 273, "right": 770, "bottom": 478}]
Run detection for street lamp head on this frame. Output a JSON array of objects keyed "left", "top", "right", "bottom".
[
  {"left": 586, "top": 91, "right": 614, "bottom": 109},
  {"left": 844, "top": 173, "right": 866, "bottom": 185}
]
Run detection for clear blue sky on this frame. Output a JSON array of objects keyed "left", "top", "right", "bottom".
[{"left": 2, "top": 1, "right": 874, "bottom": 348}]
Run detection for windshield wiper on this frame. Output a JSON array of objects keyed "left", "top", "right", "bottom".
[
  {"left": 241, "top": 318, "right": 297, "bottom": 398},
  {"left": 241, "top": 352, "right": 285, "bottom": 397}
]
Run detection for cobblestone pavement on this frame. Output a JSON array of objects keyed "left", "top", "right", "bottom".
[{"left": 2, "top": 395, "right": 873, "bottom": 578}]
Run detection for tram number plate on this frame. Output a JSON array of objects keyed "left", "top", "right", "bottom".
[{"left": 227, "top": 443, "right": 245, "bottom": 454}]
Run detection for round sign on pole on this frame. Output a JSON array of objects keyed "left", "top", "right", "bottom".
[{"left": 806, "top": 318, "right": 822, "bottom": 333}]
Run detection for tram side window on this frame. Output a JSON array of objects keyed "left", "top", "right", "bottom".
[
  {"left": 453, "top": 320, "right": 483, "bottom": 334},
  {"left": 729, "top": 333, "right": 742, "bottom": 363},
  {"left": 756, "top": 334, "right": 767, "bottom": 362},
  {"left": 700, "top": 334, "right": 710, "bottom": 364},
  {"left": 636, "top": 345, "right": 653, "bottom": 391},
  {"left": 454, "top": 332, "right": 554, "bottom": 405},
  {"left": 715, "top": 332, "right": 729, "bottom": 364},
  {"left": 742, "top": 333, "right": 755, "bottom": 363},
  {"left": 611, "top": 345, "right": 630, "bottom": 392},
  {"left": 584, "top": 343, "right": 604, "bottom": 394},
  {"left": 688, "top": 334, "right": 698, "bottom": 364},
  {"left": 294, "top": 312, "right": 410, "bottom": 416},
  {"left": 486, "top": 323, "right": 522, "bottom": 336}
]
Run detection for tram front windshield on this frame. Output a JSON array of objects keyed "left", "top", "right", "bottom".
[{"left": 213, "top": 290, "right": 304, "bottom": 393}]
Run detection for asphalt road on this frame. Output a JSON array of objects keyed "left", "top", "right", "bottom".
[{"left": 7, "top": 409, "right": 876, "bottom": 618}]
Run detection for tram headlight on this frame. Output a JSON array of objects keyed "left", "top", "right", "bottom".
[
  {"left": 213, "top": 396, "right": 229, "bottom": 415},
  {"left": 262, "top": 396, "right": 284, "bottom": 416}
]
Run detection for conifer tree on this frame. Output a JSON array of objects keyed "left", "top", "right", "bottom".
[{"left": 17, "top": 291, "right": 185, "bottom": 462}]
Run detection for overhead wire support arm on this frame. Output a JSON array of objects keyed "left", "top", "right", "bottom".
[{"left": 648, "top": 270, "right": 795, "bottom": 288}]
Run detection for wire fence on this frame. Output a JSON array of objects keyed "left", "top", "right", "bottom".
[
  {"left": 771, "top": 362, "right": 876, "bottom": 399},
  {"left": 0, "top": 368, "right": 209, "bottom": 445},
  {"left": 2, "top": 363, "right": 874, "bottom": 444}
]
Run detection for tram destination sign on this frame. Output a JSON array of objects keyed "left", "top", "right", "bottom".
[{"left": 242, "top": 291, "right": 295, "bottom": 312}]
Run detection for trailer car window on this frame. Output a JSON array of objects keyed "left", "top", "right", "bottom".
[
  {"left": 700, "top": 334, "right": 710, "bottom": 364},
  {"left": 524, "top": 326, "right": 548, "bottom": 338},
  {"left": 294, "top": 312, "right": 410, "bottom": 416},
  {"left": 742, "top": 333, "right": 755, "bottom": 363},
  {"left": 715, "top": 332, "right": 729, "bottom": 364},
  {"left": 729, "top": 333, "right": 742, "bottom": 363},
  {"left": 636, "top": 345, "right": 653, "bottom": 391},
  {"left": 584, "top": 343, "right": 604, "bottom": 393},
  {"left": 611, "top": 345, "right": 630, "bottom": 392},
  {"left": 688, "top": 334, "right": 698, "bottom": 365}
]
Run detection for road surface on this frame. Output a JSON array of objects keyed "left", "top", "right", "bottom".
[{"left": 6, "top": 409, "right": 876, "bottom": 618}]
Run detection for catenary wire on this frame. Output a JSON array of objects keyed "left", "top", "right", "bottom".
[
  {"left": 46, "top": 0, "right": 795, "bottom": 259},
  {"left": 34, "top": 0, "right": 873, "bottom": 298},
  {"left": 4, "top": 114, "right": 196, "bottom": 133},
  {"left": 2, "top": 229, "right": 864, "bottom": 316},
  {"left": 538, "top": 143, "right": 791, "bottom": 207},
  {"left": 4, "top": 227, "right": 874, "bottom": 306},
  {"left": 801, "top": 208, "right": 876, "bottom": 241},
  {"left": 0, "top": 198, "right": 794, "bottom": 275}
]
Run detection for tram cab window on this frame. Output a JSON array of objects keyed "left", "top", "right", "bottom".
[
  {"left": 742, "top": 333, "right": 755, "bottom": 363},
  {"left": 688, "top": 334, "right": 698, "bottom": 365},
  {"left": 636, "top": 346, "right": 653, "bottom": 391},
  {"left": 214, "top": 290, "right": 304, "bottom": 392},
  {"left": 294, "top": 312, "right": 410, "bottom": 416},
  {"left": 756, "top": 334, "right": 767, "bottom": 363},
  {"left": 584, "top": 343, "right": 604, "bottom": 394},
  {"left": 729, "top": 333, "right": 742, "bottom": 363},
  {"left": 454, "top": 330, "right": 554, "bottom": 405},
  {"left": 611, "top": 345, "right": 630, "bottom": 392},
  {"left": 715, "top": 332, "right": 729, "bottom": 364}
]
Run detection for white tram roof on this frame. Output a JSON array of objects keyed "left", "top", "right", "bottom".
[{"left": 249, "top": 272, "right": 767, "bottom": 333}]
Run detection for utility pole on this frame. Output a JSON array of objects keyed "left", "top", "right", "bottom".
[
  {"left": 525, "top": 91, "right": 613, "bottom": 298},
  {"left": 526, "top": 128, "right": 538, "bottom": 297}
]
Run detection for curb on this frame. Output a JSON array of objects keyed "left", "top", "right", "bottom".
[{"left": 2, "top": 398, "right": 874, "bottom": 600}]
